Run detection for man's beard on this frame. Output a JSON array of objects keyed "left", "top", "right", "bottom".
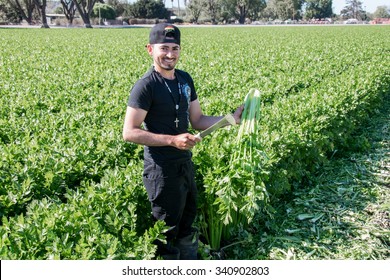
[
  {"left": 157, "top": 58, "right": 177, "bottom": 71},
  {"left": 162, "top": 64, "right": 175, "bottom": 70}
]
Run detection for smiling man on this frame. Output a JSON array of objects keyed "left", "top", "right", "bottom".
[{"left": 122, "top": 23, "right": 243, "bottom": 260}]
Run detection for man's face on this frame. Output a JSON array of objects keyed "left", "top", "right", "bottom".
[{"left": 148, "top": 43, "right": 181, "bottom": 72}]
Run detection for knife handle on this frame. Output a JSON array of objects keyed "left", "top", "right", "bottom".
[{"left": 194, "top": 133, "right": 202, "bottom": 140}]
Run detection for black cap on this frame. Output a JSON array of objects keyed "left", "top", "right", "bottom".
[{"left": 149, "top": 23, "right": 181, "bottom": 45}]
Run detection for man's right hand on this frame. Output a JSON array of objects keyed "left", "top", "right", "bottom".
[{"left": 171, "top": 133, "right": 201, "bottom": 150}]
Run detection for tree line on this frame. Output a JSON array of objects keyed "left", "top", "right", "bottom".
[
  {"left": 0, "top": 0, "right": 389, "bottom": 27},
  {"left": 1, "top": 0, "right": 108, "bottom": 27}
]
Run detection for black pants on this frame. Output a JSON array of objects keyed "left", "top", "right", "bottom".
[{"left": 143, "top": 159, "right": 197, "bottom": 242}]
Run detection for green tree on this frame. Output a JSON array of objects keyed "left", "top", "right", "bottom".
[
  {"left": 373, "top": 5, "right": 390, "bottom": 18},
  {"left": 92, "top": 3, "right": 116, "bottom": 23},
  {"left": 246, "top": 0, "right": 266, "bottom": 21},
  {"left": 191, "top": 0, "right": 265, "bottom": 23},
  {"left": 5, "top": 0, "right": 36, "bottom": 24},
  {"left": 340, "top": 0, "right": 364, "bottom": 20},
  {"left": 33, "top": 0, "right": 49, "bottom": 28},
  {"left": 204, "top": 0, "right": 221, "bottom": 23},
  {"left": 219, "top": 0, "right": 235, "bottom": 22},
  {"left": 187, "top": 0, "right": 204, "bottom": 23},
  {"left": 60, "top": 0, "right": 76, "bottom": 25},
  {"left": 73, "top": 0, "right": 100, "bottom": 28},
  {"left": 105, "top": 0, "right": 127, "bottom": 17},
  {"left": 4, "top": 0, "right": 48, "bottom": 26},
  {"left": 225, "top": 0, "right": 266, "bottom": 23},
  {"left": 0, "top": 0, "right": 20, "bottom": 23},
  {"left": 266, "top": 0, "right": 303, "bottom": 21},
  {"left": 129, "top": 0, "right": 169, "bottom": 19},
  {"left": 304, "top": 0, "right": 333, "bottom": 19}
]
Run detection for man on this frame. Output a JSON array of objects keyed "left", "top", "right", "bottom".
[{"left": 123, "top": 23, "right": 243, "bottom": 260}]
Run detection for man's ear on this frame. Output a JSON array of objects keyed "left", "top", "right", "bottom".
[{"left": 146, "top": 44, "right": 153, "bottom": 55}]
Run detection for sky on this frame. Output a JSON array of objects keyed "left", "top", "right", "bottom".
[{"left": 332, "top": 0, "right": 390, "bottom": 14}]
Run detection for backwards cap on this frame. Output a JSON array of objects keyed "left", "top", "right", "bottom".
[{"left": 149, "top": 23, "right": 181, "bottom": 45}]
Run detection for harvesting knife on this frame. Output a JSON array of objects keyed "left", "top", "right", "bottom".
[{"left": 195, "top": 114, "right": 236, "bottom": 140}]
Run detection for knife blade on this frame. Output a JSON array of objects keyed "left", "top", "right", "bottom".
[{"left": 195, "top": 114, "right": 236, "bottom": 140}]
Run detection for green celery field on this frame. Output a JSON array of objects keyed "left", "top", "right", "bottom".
[{"left": 0, "top": 26, "right": 389, "bottom": 259}]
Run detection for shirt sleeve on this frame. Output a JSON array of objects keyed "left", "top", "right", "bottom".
[{"left": 127, "top": 78, "right": 153, "bottom": 111}]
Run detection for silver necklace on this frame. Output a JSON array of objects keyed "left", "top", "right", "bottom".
[{"left": 161, "top": 74, "right": 182, "bottom": 128}]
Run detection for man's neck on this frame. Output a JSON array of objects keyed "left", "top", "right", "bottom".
[{"left": 154, "top": 66, "right": 175, "bottom": 80}]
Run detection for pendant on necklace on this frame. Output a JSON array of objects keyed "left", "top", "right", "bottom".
[
  {"left": 175, "top": 105, "right": 179, "bottom": 128},
  {"left": 174, "top": 118, "right": 179, "bottom": 128}
]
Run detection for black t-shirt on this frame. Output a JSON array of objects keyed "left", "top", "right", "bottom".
[{"left": 127, "top": 67, "right": 198, "bottom": 163}]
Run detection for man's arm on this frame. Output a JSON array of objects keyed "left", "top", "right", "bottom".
[
  {"left": 122, "top": 106, "right": 199, "bottom": 150},
  {"left": 189, "top": 99, "right": 244, "bottom": 130}
]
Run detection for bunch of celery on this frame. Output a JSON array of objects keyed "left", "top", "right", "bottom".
[
  {"left": 200, "top": 89, "right": 269, "bottom": 251},
  {"left": 233, "top": 88, "right": 262, "bottom": 171},
  {"left": 211, "top": 89, "right": 269, "bottom": 245}
]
